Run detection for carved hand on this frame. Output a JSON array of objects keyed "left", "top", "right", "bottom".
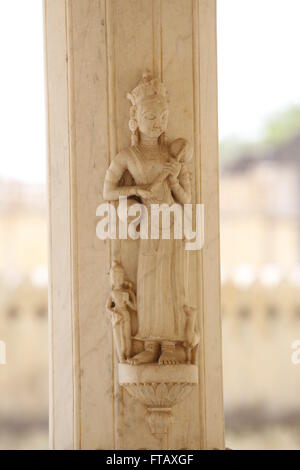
[
  {"left": 124, "top": 280, "right": 133, "bottom": 289},
  {"left": 136, "top": 185, "right": 153, "bottom": 200},
  {"left": 169, "top": 138, "right": 193, "bottom": 163},
  {"left": 106, "top": 307, "right": 115, "bottom": 318},
  {"left": 164, "top": 161, "right": 181, "bottom": 184},
  {"left": 111, "top": 311, "right": 122, "bottom": 326},
  {"left": 126, "top": 298, "right": 137, "bottom": 312}
]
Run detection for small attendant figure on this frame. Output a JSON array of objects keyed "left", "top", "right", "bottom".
[
  {"left": 183, "top": 305, "right": 199, "bottom": 364},
  {"left": 106, "top": 261, "right": 137, "bottom": 363}
]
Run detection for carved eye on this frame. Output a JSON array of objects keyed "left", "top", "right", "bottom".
[{"left": 144, "top": 113, "right": 156, "bottom": 120}]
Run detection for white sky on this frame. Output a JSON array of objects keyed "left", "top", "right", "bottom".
[
  {"left": 218, "top": 0, "right": 300, "bottom": 140},
  {"left": 0, "top": 1, "right": 45, "bottom": 184},
  {"left": 0, "top": 0, "right": 300, "bottom": 183}
]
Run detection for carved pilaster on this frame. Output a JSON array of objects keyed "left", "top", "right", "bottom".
[{"left": 45, "top": 0, "right": 224, "bottom": 450}]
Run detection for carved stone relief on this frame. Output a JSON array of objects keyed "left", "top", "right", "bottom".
[{"left": 103, "top": 72, "right": 199, "bottom": 445}]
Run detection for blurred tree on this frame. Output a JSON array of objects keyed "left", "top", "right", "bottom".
[
  {"left": 219, "top": 138, "right": 253, "bottom": 166},
  {"left": 219, "top": 105, "right": 300, "bottom": 168},
  {"left": 262, "top": 105, "right": 300, "bottom": 146}
]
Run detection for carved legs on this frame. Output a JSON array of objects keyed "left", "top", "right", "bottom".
[
  {"left": 112, "top": 322, "right": 126, "bottom": 363},
  {"left": 112, "top": 318, "right": 132, "bottom": 363},
  {"left": 124, "top": 319, "right": 132, "bottom": 359}
]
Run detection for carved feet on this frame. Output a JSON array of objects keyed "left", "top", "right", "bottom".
[
  {"left": 128, "top": 340, "right": 186, "bottom": 365},
  {"left": 128, "top": 350, "right": 158, "bottom": 365},
  {"left": 158, "top": 341, "right": 181, "bottom": 365},
  {"left": 128, "top": 341, "right": 160, "bottom": 365},
  {"left": 158, "top": 350, "right": 180, "bottom": 365}
]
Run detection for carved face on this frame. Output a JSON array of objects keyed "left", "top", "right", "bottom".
[
  {"left": 136, "top": 97, "right": 169, "bottom": 138},
  {"left": 111, "top": 269, "right": 124, "bottom": 288}
]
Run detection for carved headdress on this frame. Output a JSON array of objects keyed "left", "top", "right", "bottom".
[
  {"left": 127, "top": 70, "right": 167, "bottom": 106},
  {"left": 127, "top": 71, "right": 168, "bottom": 146},
  {"left": 110, "top": 260, "right": 125, "bottom": 287},
  {"left": 110, "top": 260, "right": 124, "bottom": 275}
]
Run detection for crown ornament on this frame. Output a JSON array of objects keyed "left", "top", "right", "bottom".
[
  {"left": 127, "top": 70, "right": 167, "bottom": 106},
  {"left": 110, "top": 260, "right": 124, "bottom": 274}
]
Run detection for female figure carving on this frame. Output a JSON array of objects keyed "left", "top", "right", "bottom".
[{"left": 103, "top": 71, "right": 194, "bottom": 365}]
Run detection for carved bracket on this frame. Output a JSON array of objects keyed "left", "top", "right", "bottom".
[{"left": 119, "top": 364, "right": 198, "bottom": 449}]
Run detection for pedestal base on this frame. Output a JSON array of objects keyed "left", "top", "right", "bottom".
[
  {"left": 119, "top": 364, "right": 198, "bottom": 449},
  {"left": 119, "top": 363, "right": 198, "bottom": 385}
]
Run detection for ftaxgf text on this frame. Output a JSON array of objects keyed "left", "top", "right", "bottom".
[{"left": 106, "top": 454, "right": 194, "bottom": 466}]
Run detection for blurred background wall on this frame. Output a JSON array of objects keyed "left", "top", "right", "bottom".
[
  {"left": 0, "top": 1, "right": 48, "bottom": 450},
  {"left": 218, "top": 0, "right": 300, "bottom": 449},
  {"left": 220, "top": 130, "right": 300, "bottom": 449},
  {"left": 0, "top": 0, "right": 300, "bottom": 450},
  {"left": 0, "top": 181, "right": 48, "bottom": 449}
]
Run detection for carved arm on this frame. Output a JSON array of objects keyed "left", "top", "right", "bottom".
[
  {"left": 169, "top": 167, "right": 192, "bottom": 204},
  {"left": 128, "top": 289, "right": 137, "bottom": 310},
  {"left": 103, "top": 151, "right": 152, "bottom": 201},
  {"left": 105, "top": 295, "right": 114, "bottom": 316},
  {"left": 126, "top": 297, "right": 137, "bottom": 312}
]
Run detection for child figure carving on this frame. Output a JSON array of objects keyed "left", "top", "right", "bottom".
[
  {"left": 106, "top": 261, "right": 137, "bottom": 363},
  {"left": 103, "top": 71, "right": 194, "bottom": 365}
]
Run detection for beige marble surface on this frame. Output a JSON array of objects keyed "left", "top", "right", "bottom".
[{"left": 44, "top": 0, "right": 224, "bottom": 450}]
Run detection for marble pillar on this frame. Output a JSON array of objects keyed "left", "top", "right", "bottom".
[{"left": 44, "top": 0, "right": 224, "bottom": 450}]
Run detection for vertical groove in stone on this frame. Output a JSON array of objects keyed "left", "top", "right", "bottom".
[
  {"left": 104, "top": 0, "right": 117, "bottom": 449},
  {"left": 43, "top": 0, "right": 55, "bottom": 450},
  {"left": 152, "top": 0, "right": 162, "bottom": 80},
  {"left": 197, "top": 0, "right": 225, "bottom": 449},
  {"left": 105, "top": 0, "right": 117, "bottom": 271},
  {"left": 65, "top": 0, "right": 82, "bottom": 450},
  {"left": 192, "top": 0, "right": 207, "bottom": 449}
]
